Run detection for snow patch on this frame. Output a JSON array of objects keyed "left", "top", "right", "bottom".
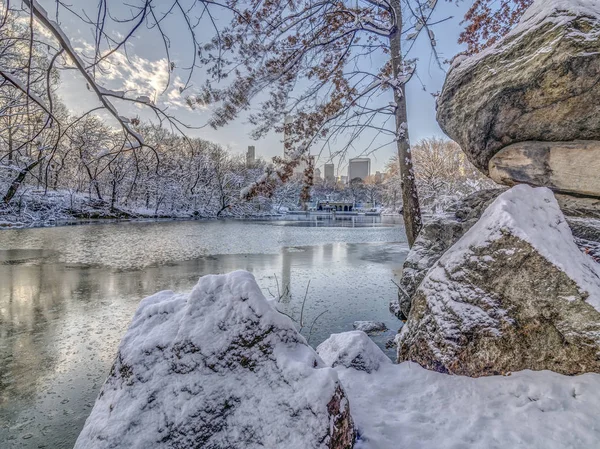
[{"left": 338, "top": 361, "right": 600, "bottom": 449}]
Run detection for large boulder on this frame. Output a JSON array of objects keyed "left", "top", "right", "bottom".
[
  {"left": 398, "top": 185, "right": 600, "bottom": 377},
  {"left": 391, "top": 189, "right": 506, "bottom": 320},
  {"left": 436, "top": 0, "right": 600, "bottom": 175},
  {"left": 392, "top": 188, "right": 600, "bottom": 320},
  {"left": 489, "top": 140, "right": 600, "bottom": 197},
  {"left": 75, "top": 271, "right": 355, "bottom": 449}
]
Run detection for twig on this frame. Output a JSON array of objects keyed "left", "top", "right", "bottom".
[
  {"left": 299, "top": 279, "right": 311, "bottom": 330},
  {"left": 307, "top": 310, "right": 328, "bottom": 344}
]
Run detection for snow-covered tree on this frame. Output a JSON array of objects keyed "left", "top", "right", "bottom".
[{"left": 192, "top": 0, "right": 454, "bottom": 246}]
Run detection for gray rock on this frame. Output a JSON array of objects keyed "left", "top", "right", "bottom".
[
  {"left": 352, "top": 321, "right": 387, "bottom": 334},
  {"left": 75, "top": 271, "right": 355, "bottom": 449},
  {"left": 451, "top": 188, "right": 507, "bottom": 222},
  {"left": 398, "top": 186, "right": 600, "bottom": 377},
  {"left": 557, "top": 194, "right": 600, "bottom": 219},
  {"left": 392, "top": 188, "right": 600, "bottom": 320},
  {"left": 437, "top": 3, "right": 600, "bottom": 174},
  {"left": 567, "top": 217, "right": 600, "bottom": 243},
  {"left": 391, "top": 217, "right": 469, "bottom": 320},
  {"left": 489, "top": 141, "right": 600, "bottom": 197},
  {"left": 317, "top": 331, "right": 392, "bottom": 374}
]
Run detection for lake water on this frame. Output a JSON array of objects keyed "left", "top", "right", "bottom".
[{"left": 0, "top": 216, "right": 408, "bottom": 449}]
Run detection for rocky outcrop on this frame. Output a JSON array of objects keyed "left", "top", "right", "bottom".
[
  {"left": 398, "top": 186, "right": 600, "bottom": 377},
  {"left": 75, "top": 271, "right": 355, "bottom": 449},
  {"left": 317, "top": 331, "right": 392, "bottom": 374},
  {"left": 557, "top": 195, "right": 600, "bottom": 219},
  {"left": 489, "top": 141, "right": 600, "bottom": 197},
  {"left": 391, "top": 218, "right": 469, "bottom": 320},
  {"left": 436, "top": 0, "right": 600, "bottom": 177},
  {"left": 392, "top": 188, "right": 600, "bottom": 320},
  {"left": 391, "top": 189, "right": 505, "bottom": 320}
]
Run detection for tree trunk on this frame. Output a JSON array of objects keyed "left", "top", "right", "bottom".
[
  {"left": 3, "top": 159, "right": 42, "bottom": 204},
  {"left": 8, "top": 118, "right": 13, "bottom": 165},
  {"left": 389, "top": 0, "right": 422, "bottom": 247}
]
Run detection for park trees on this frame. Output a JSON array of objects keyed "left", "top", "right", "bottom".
[
  {"left": 0, "top": 0, "right": 535, "bottom": 226},
  {"left": 194, "top": 0, "right": 451, "bottom": 246}
]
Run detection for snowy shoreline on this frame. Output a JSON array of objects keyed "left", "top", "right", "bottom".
[{"left": 0, "top": 213, "right": 287, "bottom": 230}]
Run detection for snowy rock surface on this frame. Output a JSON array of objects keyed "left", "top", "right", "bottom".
[
  {"left": 352, "top": 321, "right": 387, "bottom": 334},
  {"left": 391, "top": 217, "right": 470, "bottom": 320},
  {"left": 399, "top": 185, "right": 600, "bottom": 376},
  {"left": 437, "top": 0, "right": 600, "bottom": 175},
  {"left": 317, "top": 331, "right": 392, "bottom": 373},
  {"left": 75, "top": 271, "right": 355, "bottom": 449},
  {"left": 393, "top": 188, "right": 600, "bottom": 320},
  {"left": 391, "top": 189, "right": 504, "bottom": 320}
]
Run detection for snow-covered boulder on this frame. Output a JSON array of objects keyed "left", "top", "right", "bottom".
[
  {"left": 391, "top": 217, "right": 470, "bottom": 320},
  {"left": 391, "top": 189, "right": 505, "bottom": 320},
  {"left": 437, "top": 0, "right": 600, "bottom": 178},
  {"left": 75, "top": 271, "right": 355, "bottom": 449},
  {"left": 398, "top": 185, "right": 600, "bottom": 377},
  {"left": 392, "top": 188, "right": 600, "bottom": 321},
  {"left": 317, "top": 331, "right": 392, "bottom": 374},
  {"left": 352, "top": 321, "right": 387, "bottom": 334}
]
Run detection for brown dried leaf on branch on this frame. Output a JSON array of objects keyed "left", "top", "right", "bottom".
[{"left": 459, "top": 0, "right": 533, "bottom": 55}]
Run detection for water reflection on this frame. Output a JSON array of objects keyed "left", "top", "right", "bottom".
[{"left": 0, "top": 217, "right": 407, "bottom": 449}]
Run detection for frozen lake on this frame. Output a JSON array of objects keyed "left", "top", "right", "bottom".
[{"left": 0, "top": 216, "right": 408, "bottom": 449}]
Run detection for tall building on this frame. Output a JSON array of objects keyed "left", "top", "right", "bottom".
[
  {"left": 314, "top": 167, "right": 321, "bottom": 181},
  {"left": 348, "top": 158, "right": 371, "bottom": 182},
  {"left": 324, "top": 163, "right": 335, "bottom": 183},
  {"left": 375, "top": 171, "right": 383, "bottom": 182},
  {"left": 246, "top": 145, "right": 256, "bottom": 167}
]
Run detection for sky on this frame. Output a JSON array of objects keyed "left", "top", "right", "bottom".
[{"left": 44, "top": 0, "right": 471, "bottom": 173}]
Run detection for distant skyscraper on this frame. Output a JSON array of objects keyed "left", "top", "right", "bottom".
[
  {"left": 375, "top": 171, "right": 383, "bottom": 182},
  {"left": 348, "top": 158, "right": 371, "bottom": 182},
  {"left": 314, "top": 167, "right": 321, "bottom": 180},
  {"left": 246, "top": 145, "right": 256, "bottom": 167},
  {"left": 324, "top": 163, "right": 335, "bottom": 183}
]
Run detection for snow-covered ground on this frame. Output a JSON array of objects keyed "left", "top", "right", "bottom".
[{"left": 337, "top": 361, "right": 600, "bottom": 449}]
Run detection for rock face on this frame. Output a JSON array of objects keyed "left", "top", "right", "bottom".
[
  {"left": 557, "top": 194, "right": 600, "bottom": 219},
  {"left": 392, "top": 188, "right": 600, "bottom": 320},
  {"left": 75, "top": 271, "right": 355, "bottom": 449},
  {"left": 391, "top": 218, "right": 469, "bottom": 320},
  {"left": 317, "top": 331, "right": 392, "bottom": 374},
  {"left": 436, "top": 0, "right": 600, "bottom": 175},
  {"left": 391, "top": 189, "right": 505, "bottom": 320},
  {"left": 398, "top": 185, "right": 600, "bottom": 377},
  {"left": 489, "top": 141, "right": 600, "bottom": 197}
]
